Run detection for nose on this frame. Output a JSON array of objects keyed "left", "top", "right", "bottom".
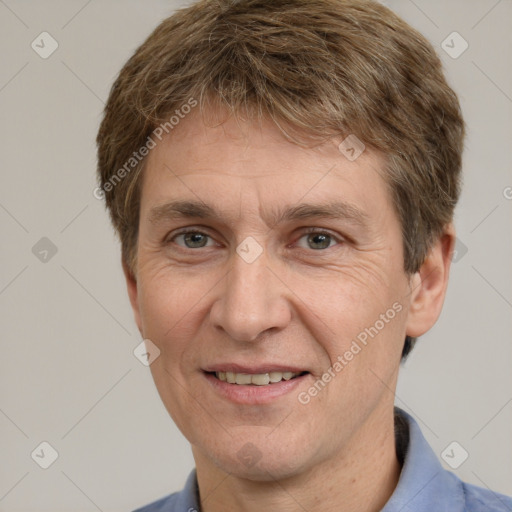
[{"left": 209, "top": 248, "right": 292, "bottom": 342}]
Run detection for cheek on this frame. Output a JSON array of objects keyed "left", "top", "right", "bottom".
[
  {"left": 290, "top": 263, "right": 408, "bottom": 381},
  {"left": 297, "top": 261, "right": 404, "bottom": 330},
  {"left": 137, "top": 265, "right": 206, "bottom": 353},
  {"left": 137, "top": 268, "right": 213, "bottom": 442}
]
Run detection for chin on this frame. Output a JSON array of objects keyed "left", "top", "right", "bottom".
[{"left": 207, "top": 441, "right": 312, "bottom": 482}]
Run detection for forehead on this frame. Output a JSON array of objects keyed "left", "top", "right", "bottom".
[
  {"left": 146, "top": 106, "right": 385, "bottom": 167},
  {"left": 140, "top": 109, "right": 393, "bottom": 223}
]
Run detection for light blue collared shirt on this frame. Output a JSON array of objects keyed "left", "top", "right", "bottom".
[{"left": 134, "top": 407, "right": 512, "bottom": 511}]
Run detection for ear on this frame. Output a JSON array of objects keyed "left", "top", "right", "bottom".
[
  {"left": 405, "top": 224, "right": 456, "bottom": 338},
  {"left": 122, "top": 257, "right": 143, "bottom": 335}
]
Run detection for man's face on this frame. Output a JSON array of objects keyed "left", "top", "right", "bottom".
[{"left": 127, "top": 111, "right": 417, "bottom": 480}]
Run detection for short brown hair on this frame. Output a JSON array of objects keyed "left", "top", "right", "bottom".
[{"left": 96, "top": 0, "right": 465, "bottom": 359}]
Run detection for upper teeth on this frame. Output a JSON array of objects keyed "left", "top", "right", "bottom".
[{"left": 215, "top": 371, "right": 302, "bottom": 386}]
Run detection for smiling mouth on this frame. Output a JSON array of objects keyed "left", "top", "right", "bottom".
[{"left": 210, "top": 371, "right": 308, "bottom": 386}]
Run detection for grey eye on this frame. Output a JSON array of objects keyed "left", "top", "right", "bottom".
[
  {"left": 305, "top": 232, "right": 333, "bottom": 250},
  {"left": 175, "top": 232, "right": 211, "bottom": 248}
]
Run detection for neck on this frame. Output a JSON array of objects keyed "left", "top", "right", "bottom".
[{"left": 193, "top": 405, "right": 401, "bottom": 512}]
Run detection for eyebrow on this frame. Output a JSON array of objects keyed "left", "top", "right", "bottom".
[{"left": 148, "top": 199, "right": 369, "bottom": 229}]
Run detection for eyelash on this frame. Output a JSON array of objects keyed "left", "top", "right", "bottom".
[{"left": 167, "top": 227, "right": 344, "bottom": 252}]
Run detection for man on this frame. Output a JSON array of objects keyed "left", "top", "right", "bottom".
[{"left": 96, "top": 0, "right": 512, "bottom": 510}]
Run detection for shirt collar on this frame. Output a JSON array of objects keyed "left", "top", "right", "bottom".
[{"left": 381, "top": 407, "right": 465, "bottom": 512}]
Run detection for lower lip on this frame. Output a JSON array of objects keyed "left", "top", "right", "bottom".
[{"left": 203, "top": 372, "right": 309, "bottom": 405}]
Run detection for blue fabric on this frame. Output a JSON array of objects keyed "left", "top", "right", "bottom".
[{"left": 133, "top": 408, "right": 512, "bottom": 511}]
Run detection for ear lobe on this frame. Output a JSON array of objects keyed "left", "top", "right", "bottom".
[
  {"left": 405, "top": 225, "right": 456, "bottom": 338},
  {"left": 122, "top": 257, "right": 143, "bottom": 335}
]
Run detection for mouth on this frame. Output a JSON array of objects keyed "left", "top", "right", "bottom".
[
  {"left": 203, "top": 368, "right": 310, "bottom": 404},
  {"left": 209, "top": 370, "right": 308, "bottom": 386}
]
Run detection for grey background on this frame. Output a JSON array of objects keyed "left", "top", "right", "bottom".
[{"left": 1, "top": 0, "right": 511, "bottom": 510}]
